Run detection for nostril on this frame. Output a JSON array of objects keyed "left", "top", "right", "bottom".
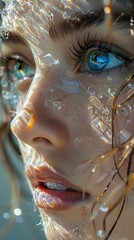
[{"left": 33, "top": 137, "right": 52, "bottom": 145}]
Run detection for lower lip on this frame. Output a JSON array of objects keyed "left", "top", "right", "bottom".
[{"left": 33, "top": 186, "right": 90, "bottom": 211}]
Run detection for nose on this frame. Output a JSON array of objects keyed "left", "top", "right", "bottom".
[{"left": 11, "top": 67, "right": 70, "bottom": 149}]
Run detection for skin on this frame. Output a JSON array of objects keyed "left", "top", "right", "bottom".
[{"left": 2, "top": 0, "right": 134, "bottom": 239}]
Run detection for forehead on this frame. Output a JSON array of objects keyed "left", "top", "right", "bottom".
[
  {"left": 4, "top": 0, "right": 103, "bottom": 12},
  {"left": 2, "top": 0, "right": 133, "bottom": 58},
  {"left": 2, "top": 0, "right": 132, "bottom": 33},
  {"left": 1, "top": 1, "right": 103, "bottom": 51},
  {"left": 2, "top": 0, "right": 103, "bottom": 27}
]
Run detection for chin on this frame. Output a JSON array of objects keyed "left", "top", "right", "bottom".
[{"left": 39, "top": 208, "right": 95, "bottom": 240}]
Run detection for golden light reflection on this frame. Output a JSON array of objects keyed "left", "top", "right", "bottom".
[
  {"left": 125, "top": 174, "right": 134, "bottom": 195},
  {"left": 103, "top": 0, "right": 112, "bottom": 27},
  {"left": 27, "top": 114, "right": 35, "bottom": 128},
  {"left": 104, "top": 6, "right": 111, "bottom": 15}
]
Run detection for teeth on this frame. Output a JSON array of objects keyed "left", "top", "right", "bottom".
[{"left": 44, "top": 182, "right": 67, "bottom": 191}]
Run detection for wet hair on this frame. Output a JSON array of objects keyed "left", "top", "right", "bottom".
[{"left": 90, "top": 70, "right": 134, "bottom": 239}]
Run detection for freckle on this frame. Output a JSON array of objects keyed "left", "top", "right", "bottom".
[{"left": 27, "top": 114, "right": 35, "bottom": 128}]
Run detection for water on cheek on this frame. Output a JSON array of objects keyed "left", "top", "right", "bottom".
[
  {"left": 2, "top": 0, "right": 132, "bottom": 141},
  {"left": 87, "top": 67, "right": 134, "bottom": 147},
  {"left": 73, "top": 70, "right": 134, "bottom": 187},
  {"left": 43, "top": 74, "right": 111, "bottom": 149},
  {"left": 80, "top": 76, "right": 113, "bottom": 146},
  {"left": 115, "top": 102, "right": 133, "bottom": 145}
]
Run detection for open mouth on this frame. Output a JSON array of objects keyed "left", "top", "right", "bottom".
[
  {"left": 40, "top": 181, "right": 79, "bottom": 191},
  {"left": 26, "top": 165, "right": 90, "bottom": 211},
  {"left": 34, "top": 181, "right": 90, "bottom": 211}
]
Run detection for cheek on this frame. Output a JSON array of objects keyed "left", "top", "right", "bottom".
[
  {"left": 44, "top": 85, "right": 89, "bottom": 132},
  {"left": 77, "top": 67, "right": 132, "bottom": 144},
  {"left": 43, "top": 80, "right": 113, "bottom": 159},
  {"left": 114, "top": 101, "right": 134, "bottom": 145}
]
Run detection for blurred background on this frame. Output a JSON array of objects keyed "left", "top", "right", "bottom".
[
  {"left": 0, "top": 1, "right": 46, "bottom": 239},
  {"left": 0, "top": 151, "right": 45, "bottom": 240}
]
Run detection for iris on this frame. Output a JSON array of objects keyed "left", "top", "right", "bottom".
[
  {"left": 14, "top": 61, "right": 35, "bottom": 80},
  {"left": 87, "top": 49, "right": 124, "bottom": 72}
]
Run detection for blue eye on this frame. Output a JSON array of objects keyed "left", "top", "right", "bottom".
[
  {"left": 87, "top": 49, "right": 125, "bottom": 72},
  {"left": 14, "top": 61, "right": 35, "bottom": 80}
]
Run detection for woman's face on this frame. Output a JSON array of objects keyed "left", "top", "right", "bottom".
[{"left": 2, "top": 0, "right": 134, "bottom": 239}]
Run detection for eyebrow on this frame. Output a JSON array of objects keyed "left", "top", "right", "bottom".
[
  {"left": 49, "top": 10, "right": 131, "bottom": 41},
  {"left": 2, "top": 9, "right": 131, "bottom": 45},
  {"left": 2, "top": 31, "right": 28, "bottom": 45},
  {"left": 49, "top": 11, "right": 104, "bottom": 41}
]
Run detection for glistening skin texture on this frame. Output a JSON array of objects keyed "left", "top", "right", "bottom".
[{"left": 1, "top": 0, "right": 134, "bottom": 239}]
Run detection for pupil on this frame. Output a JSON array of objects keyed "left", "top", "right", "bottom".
[
  {"left": 88, "top": 50, "right": 108, "bottom": 71},
  {"left": 19, "top": 65, "right": 23, "bottom": 71},
  {"left": 14, "top": 62, "right": 27, "bottom": 79}
]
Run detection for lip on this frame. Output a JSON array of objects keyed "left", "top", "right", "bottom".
[{"left": 26, "top": 165, "right": 90, "bottom": 211}]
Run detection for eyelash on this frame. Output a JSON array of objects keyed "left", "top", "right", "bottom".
[
  {"left": 0, "top": 55, "right": 36, "bottom": 94},
  {"left": 69, "top": 33, "right": 131, "bottom": 74},
  {"left": 1, "top": 55, "right": 34, "bottom": 77},
  {"left": 1, "top": 55, "right": 27, "bottom": 68}
]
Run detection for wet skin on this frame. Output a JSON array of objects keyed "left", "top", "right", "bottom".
[{"left": 2, "top": 0, "right": 134, "bottom": 239}]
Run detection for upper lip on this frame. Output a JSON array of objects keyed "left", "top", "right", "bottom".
[{"left": 26, "top": 165, "right": 83, "bottom": 192}]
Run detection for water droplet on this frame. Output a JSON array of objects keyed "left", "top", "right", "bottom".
[
  {"left": 45, "top": 98, "right": 63, "bottom": 111},
  {"left": 73, "top": 228, "right": 80, "bottom": 236},
  {"left": 104, "top": 107, "right": 110, "bottom": 115},
  {"left": 127, "top": 83, "right": 134, "bottom": 89},
  {"left": 99, "top": 203, "right": 109, "bottom": 212},
  {"left": 108, "top": 88, "right": 117, "bottom": 97},
  {"left": 87, "top": 84, "right": 95, "bottom": 95},
  {"left": 63, "top": 11, "right": 68, "bottom": 19},
  {"left": 43, "top": 54, "right": 60, "bottom": 66},
  {"left": 97, "top": 230, "right": 106, "bottom": 239},
  {"left": 98, "top": 94, "right": 103, "bottom": 99},
  {"left": 130, "top": 17, "right": 134, "bottom": 26},
  {"left": 107, "top": 76, "right": 112, "bottom": 81},
  {"left": 117, "top": 104, "right": 132, "bottom": 117},
  {"left": 92, "top": 166, "right": 96, "bottom": 173}
]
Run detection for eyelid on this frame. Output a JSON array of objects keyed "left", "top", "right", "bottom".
[
  {"left": 12, "top": 54, "right": 35, "bottom": 69},
  {"left": 1, "top": 52, "right": 35, "bottom": 68},
  {"left": 69, "top": 33, "right": 132, "bottom": 73}
]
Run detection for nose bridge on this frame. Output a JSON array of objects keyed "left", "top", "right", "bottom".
[
  {"left": 23, "top": 64, "right": 61, "bottom": 112},
  {"left": 11, "top": 63, "right": 70, "bottom": 149}
]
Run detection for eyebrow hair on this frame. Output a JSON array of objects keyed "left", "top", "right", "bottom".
[
  {"left": 2, "top": 31, "right": 28, "bottom": 45},
  {"left": 2, "top": 9, "right": 131, "bottom": 45},
  {"left": 49, "top": 10, "right": 131, "bottom": 41},
  {"left": 49, "top": 11, "right": 104, "bottom": 41}
]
